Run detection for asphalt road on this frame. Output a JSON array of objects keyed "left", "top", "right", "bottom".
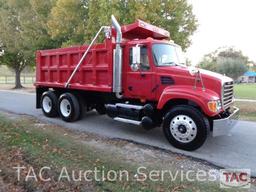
[{"left": 0, "top": 90, "right": 256, "bottom": 176}]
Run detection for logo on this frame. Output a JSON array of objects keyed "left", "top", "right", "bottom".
[{"left": 220, "top": 169, "right": 251, "bottom": 188}]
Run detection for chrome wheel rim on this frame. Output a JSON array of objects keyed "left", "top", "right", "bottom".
[
  {"left": 60, "top": 99, "right": 71, "bottom": 117},
  {"left": 42, "top": 96, "right": 52, "bottom": 113},
  {"left": 170, "top": 115, "right": 197, "bottom": 143}
]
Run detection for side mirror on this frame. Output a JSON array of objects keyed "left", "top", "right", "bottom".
[{"left": 131, "top": 46, "right": 141, "bottom": 71}]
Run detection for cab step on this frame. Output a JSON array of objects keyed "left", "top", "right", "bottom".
[{"left": 113, "top": 117, "right": 141, "bottom": 125}]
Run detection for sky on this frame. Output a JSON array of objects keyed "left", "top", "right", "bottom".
[{"left": 186, "top": 0, "right": 256, "bottom": 65}]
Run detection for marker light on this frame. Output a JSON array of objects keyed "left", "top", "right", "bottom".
[{"left": 208, "top": 100, "right": 222, "bottom": 112}]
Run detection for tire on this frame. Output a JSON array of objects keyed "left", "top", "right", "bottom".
[
  {"left": 75, "top": 94, "right": 86, "bottom": 119},
  {"left": 163, "top": 105, "right": 209, "bottom": 151},
  {"left": 41, "top": 91, "right": 58, "bottom": 117},
  {"left": 58, "top": 93, "right": 81, "bottom": 122}
]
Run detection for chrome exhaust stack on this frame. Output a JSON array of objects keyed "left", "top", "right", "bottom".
[{"left": 111, "top": 15, "right": 123, "bottom": 98}]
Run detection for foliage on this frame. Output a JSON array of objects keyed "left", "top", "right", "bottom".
[
  {"left": 144, "top": 0, "right": 198, "bottom": 49},
  {"left": 199, "top": 47, "right": 248, "bottom": 80},
  {"left": 0, "top": 0, "right": 32, "bottom": 88},
  {"left": 47, "top": 0, "right": 198, "bottom": 49},
  {"left": 0, "top": 0, "right": 56, "bottom": 88},
  {"left": 24, "top": 0, "right": 59, "bottom": 49},
  {"left": 84, "top": 0, "right": 115, "bottom": 43},
  {"left": 47, "top": 0, "right": 88, "bottom": 46},
  {"left": 1, "top": 0, "right": 198, "bottom": 88},
  {"left": 248, "top": 61, "right": 256, "bottom": 72}
]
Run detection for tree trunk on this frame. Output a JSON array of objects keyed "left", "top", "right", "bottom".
[{"left": 14, "top": 69, "right": 23, "bottom": 89}]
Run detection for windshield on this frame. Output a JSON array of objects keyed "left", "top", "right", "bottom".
[{"left": 152, "top": 44, "right": 185, "bottom": 66}]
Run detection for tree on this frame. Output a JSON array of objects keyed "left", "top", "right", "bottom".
[
  {"left": 248, "top": 61, "right": 256, "bottom": 72},
  {"left": 84, "top": 0, "right": 116, "bottom": 43},
  {"left": 0, "top": 0, "right": 32, "bottom": 88},
  {"left": 0, "top": 0, "right": 55, "bottom": 88},
  {"left": 24, "top": 0, "right": 59, "bottom": 49},
  {"left": 0, "top": 0, "right": 197, "bottom": 88},
  {"left": 47, "top": 0, "right": 89, "bottom": 46},
  {"left": 199, "top": 47, "right": 248, "bottom": 80},
  {"left": 48, "top": 0, "right": 198, "bottom": 50},
  {"left": 143, "top": 0, "right": 198, "bottom": 49}
]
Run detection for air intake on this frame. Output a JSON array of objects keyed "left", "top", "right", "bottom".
[{"left": 160, "top": 76, "right": 175, "bottom": 85}]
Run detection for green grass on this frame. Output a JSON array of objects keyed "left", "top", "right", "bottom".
[
  {"left": 234, "top": 84, "right": 256, "bottom": 100},
  {"left": 0, "top": 65, "right": 34, "bottom": 76},
  {"left": 0, "top": 65, "right": 35, "bottom": 85},
  {"left": 226, "top": 84, "right": 256, "bottom": 121},
  {"left": 0, "top": 65, "right": 13, "bottom": 76},
  {"left": 0, "top": 113, "right": 233, "bottom": 192},
  {"left": 0, "top": 76, "right": 35, "bottom": 84},
  {"left": 235, "top": 101, "right": 256, "bottom": 121}
]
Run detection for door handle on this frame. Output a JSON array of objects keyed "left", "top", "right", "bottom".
[{"left": 140, "top": 73, "right": 146, "bottom": 78}]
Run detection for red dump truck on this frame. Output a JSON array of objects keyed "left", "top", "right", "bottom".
[{"left": 35, "top": 16, "right": 239, "bottom": 151}]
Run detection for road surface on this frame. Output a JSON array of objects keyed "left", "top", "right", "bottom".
[{"left": 0, "top": 90, "right": 256, "bottom": 176}]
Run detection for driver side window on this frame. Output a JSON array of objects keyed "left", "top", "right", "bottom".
[{"left": 129, "top": 47, "right": 150, "bottom": 71}]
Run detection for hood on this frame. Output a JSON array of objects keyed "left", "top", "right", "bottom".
[
  {"left": 199, "top": 68, "right": 233, "bottom": 84},
  {"left": 156, "top": 65, "right": 233, "bottom": 98}
]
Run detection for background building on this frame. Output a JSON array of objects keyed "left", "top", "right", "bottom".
[{"left": 239, "top": 71, "right": 256, "bottom": 83}]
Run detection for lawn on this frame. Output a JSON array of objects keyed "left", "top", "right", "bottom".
[
  {"left": 235, "top": 101, "right": 256, "bottom": 121},
  {"left": 0, "top": 113, "right": 231, "bottom": 192},
  {"left": 0, "top": 66, "right": 35, "bottom": 86},
  {"left": 225, "top": 84, "right": 256, "bottom": 122},
  {"left": 234, "top": 84, "right": 256, "bottom": 100},
  {"left": 0, "top": 76, "right": 35, "bottom": 84},
  {"left": 0, "top": 65, "right": 34, "bottom": 76}
]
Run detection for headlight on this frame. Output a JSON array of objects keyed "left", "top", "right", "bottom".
[{"left": 208, "top": 100, "right": 222, "bottom": 113}]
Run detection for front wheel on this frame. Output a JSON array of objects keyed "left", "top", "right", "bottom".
[{"left": 163, "top": 105, "right": 209, "bottom": 151}]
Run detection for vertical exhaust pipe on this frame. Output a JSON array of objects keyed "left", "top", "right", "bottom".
[{"left": 111, "top": 15, "right": 123, "bottom": 98}]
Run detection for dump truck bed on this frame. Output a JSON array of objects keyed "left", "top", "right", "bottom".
[{"left": 35, "top": 39, "right": 113, "bottom": 92}]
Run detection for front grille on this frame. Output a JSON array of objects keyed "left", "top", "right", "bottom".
[{"left": 222, "top": 81, "right": 234, "bottom": 109}]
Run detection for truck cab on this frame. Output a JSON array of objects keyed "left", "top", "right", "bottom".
[
  {"left": 123, "top": 39, "right": 185, "bottom": 101},
  {"left": 36, "top": 16, "right": 239, "bottom": 151}
]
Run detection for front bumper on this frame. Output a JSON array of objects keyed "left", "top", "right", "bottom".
[{"left": 212, "top": 107, "right": 239, "bottom": 137}]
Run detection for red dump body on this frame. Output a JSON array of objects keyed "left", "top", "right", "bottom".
[
  {"left": 36, "top": 38, "right": 114, "bottom": 92},
  {"left": 35, "top": 19, "right": 170, "bottom": 92}
]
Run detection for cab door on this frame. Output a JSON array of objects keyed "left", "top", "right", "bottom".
[{"left": 124, "top": 45, "right": 156, "bottom": 101}]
